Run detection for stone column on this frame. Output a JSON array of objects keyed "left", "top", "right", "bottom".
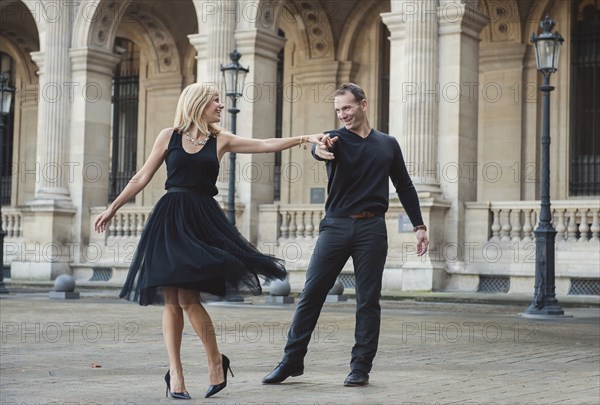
[
  {"left": 478, "top": 43, "right": 526, "bottom": 202},
  {"left": 139, "top": 74, "right": 184, "bottom": 206},
  {"left": 382, "top": 1, "right": 448, "bottom": 291},
  {"left": 67, "top": 48, "right": 121, "bottom": 264},
  {"left": 381, "top": 8, "right": 406, "bottom": 147},
  {"left": 189, "top": 0, "right": 236, "bottom": 202},
  {"left": 11, "top": 11, "right": 77, "bottom": 281},
  {"left": 29, "top": 8, "right": 72, "bottom": 202},
  {"left": 384, "top": 0, "right": 441, "bottom": 194},
  {"left": 437, "top": 0, "right": 488, "bottom": 263},
  {"left": 233, "top": 28, "right": 286, "bottom": 242},
  {"left": 281, "top": 62, "right": 341, "bottom": 205}
]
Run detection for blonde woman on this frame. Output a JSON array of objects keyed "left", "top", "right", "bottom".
[{"left": 94, "top": 82, "right": 323, "bottom": 400}]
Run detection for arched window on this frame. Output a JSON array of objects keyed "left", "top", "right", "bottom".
[
  {"left": 0, "top": 52, "right": 16, "bottom": 206},
  {"left": 570, "top": 0, "right": 600, "bottom": 196},
  {"left": 109, "top": 37, "right": 140, "bottom": 202}
]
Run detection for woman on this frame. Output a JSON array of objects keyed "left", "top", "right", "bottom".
[{"left": 94, "top": 82, "right": 323, "bottom": 399}]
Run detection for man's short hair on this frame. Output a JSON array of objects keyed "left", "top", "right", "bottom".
[{"left": 334, "top": 83, "right": 366, "bottom": 103}]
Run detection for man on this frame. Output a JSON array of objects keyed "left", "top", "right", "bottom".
[{"left": 263, "top": 83, "right": 429, "bottom": 387}]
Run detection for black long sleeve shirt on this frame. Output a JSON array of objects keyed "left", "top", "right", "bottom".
[{"left": 312, "top": 127, "right": 424, "bottom": 227}]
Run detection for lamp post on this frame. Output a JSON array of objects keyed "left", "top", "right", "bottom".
[
  {"left": 220, "top": 49, "right": 249, "bottom": 226},
  {"left": 0, "top": 72, "right": 15, "bottom": 294},
  {"left": 521, "top": 16, "right": 565, "bottom": 317}
]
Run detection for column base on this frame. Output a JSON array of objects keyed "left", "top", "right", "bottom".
[
  {"left": 10, "top": 261, "right": 71, "bottom": 281},
  {"left": 10, "top": 200, "right": 76, "bottom": 281},
  {"left": 401, "top": 261, "right": 447, "bottom": 291}
]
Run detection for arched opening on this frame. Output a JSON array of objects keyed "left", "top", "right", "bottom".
[
  {"left": 109, "top": 37, "right": 140, "bottom": 202},
  {"left": 0, "top": 52, "right": 16, "bottom": 205},
  {"left": 570, "top": 0, "right": 600, "bottom": 196}
]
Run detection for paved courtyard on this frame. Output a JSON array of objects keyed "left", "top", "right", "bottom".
[{"left": 1, "top": 290, "right": 599, "bottom": 405}]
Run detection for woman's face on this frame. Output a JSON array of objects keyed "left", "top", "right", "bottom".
[{"left": 203, "top": 95, "right": 225, "bottom": 124}]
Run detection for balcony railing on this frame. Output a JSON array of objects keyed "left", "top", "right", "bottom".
[
  {"left": 487, "top": 201, "right": 600, "bottom": 243},
  {"left": 1, "top": 208, "right": 23, "bottom": 238}
]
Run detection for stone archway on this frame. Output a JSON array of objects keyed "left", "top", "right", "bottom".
[
  {"left": 337, "top": 0, "right": 390, "bottom": 61},
  {"left": 251, "top": 0, "right": 335, "bottom": 61},
  {"left": 72, "top": 0, "right": 182, "bottom": 76},
  {"left": 479, "top": 0, "right": 523, "bottom": 43},
  {"left": 0, "top": 0, "right": 40, "bottom": 207}
]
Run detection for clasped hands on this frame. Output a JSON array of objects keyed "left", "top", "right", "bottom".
[{"left": 313, "top": 133, "right": 339, "bottom": 160}]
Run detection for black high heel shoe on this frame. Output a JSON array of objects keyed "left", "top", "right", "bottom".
[
  {"left": 164, "top": 370, "right": 192, "bottom": 400},
  {"left": 204, "top": 354, "right": 234, "bottom": 398}
]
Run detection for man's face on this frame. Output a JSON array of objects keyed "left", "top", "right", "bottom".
[{"left": 334, "top": 92, "right": 367, "bottom": 131}]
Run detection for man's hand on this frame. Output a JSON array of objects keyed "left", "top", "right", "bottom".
[
  {"left": 314, "top": 133, "right": 339, "bottom": 160},
  {"left": 416, "top": 229, "right": 429, "bottom": 256}
]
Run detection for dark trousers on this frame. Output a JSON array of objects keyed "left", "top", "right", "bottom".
[{"left": 283, "top": 216, "right": 388, "bottom": 373}]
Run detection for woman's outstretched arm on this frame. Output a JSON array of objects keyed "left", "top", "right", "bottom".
[
  {"left": 217, "top": 132, "right": 323, "bottom": 160},
  {"left": 94, "top": 128, "right": 172, "bottom": 232}
]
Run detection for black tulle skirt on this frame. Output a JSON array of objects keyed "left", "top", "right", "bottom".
[{"left": 119, "top": 189, "right": 286, "bottom": 305}]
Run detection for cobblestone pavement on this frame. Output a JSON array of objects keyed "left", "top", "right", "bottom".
[{"left": 1, "top": 291, "right": 599, "bottom": 405}]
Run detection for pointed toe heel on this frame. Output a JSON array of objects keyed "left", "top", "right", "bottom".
[
  {"left": 204, "top": 354, "right": 233, "bottom": 398},
  {"left": 164, "top": 370, "right": 192, "bottom": 400}
]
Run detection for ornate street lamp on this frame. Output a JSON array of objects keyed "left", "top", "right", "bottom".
[
  {"left": 0, "top": 72, "right": 15, "bottom": 294},
  {"left": 521, "top": 16, "right": 565, "bottom": 317},
  {"left": 220, "top": 49, "right": 249, "bottom": 226}
]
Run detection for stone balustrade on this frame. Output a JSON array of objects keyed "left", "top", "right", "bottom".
[
  {"left": 2, "top": 208, "right": 23, "bottom": 239},
  {"left": 2, "top": 208, "right": 24, "bottom": 270},
  {"left": 277, "top": 206, "right": 325, "bottom": 240},
  {"left": 488, "top": 201, "right": 600, "bottom": 243},
  {"left": 89, "top": 206, "right": 150, "bottom": 239}
]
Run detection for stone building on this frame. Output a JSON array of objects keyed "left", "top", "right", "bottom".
[{"left": 1, "top": 0, "right": 598, "bottom": 297}]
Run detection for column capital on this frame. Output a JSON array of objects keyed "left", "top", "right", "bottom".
[
  {"left": 234, "top": 29, "right": 286, "bottom": 62},
  {"left": 187, "top": 33, "right": 207, "bottom": 54},
  {"left": 69, "top": 47, "right": 121, "bottom": 75},
  {"left": 291, "top": 61, "right": 340, "bottom": 85},
  {"left": 438, "top": 1, "right": 489, "bottom": 39},
  {"left": 144, "top": 74, "right": 183, "bottom": 93},
  {"left": 29, "top": 51, "right": 45, "bottom": 72},
  {"left": 480, "top": 43, "right": 527, "bottom": 71},
  {"left": 380, "top": 12, "right": 406, "bottom": 40}
]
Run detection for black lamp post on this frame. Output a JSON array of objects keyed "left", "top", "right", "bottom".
[
  {"left": 522, "top": 16, "right": 565, "bottom": 317},
  {"left": 220, "top": 49, "right": 249, "bottom": 226},
  {"left": 0, "top": 72, "right": 15, "bottom": 294}
]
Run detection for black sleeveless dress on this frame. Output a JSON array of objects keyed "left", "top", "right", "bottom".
[{"left": 119, "top": 130, "right": 286, "bottom": 305}]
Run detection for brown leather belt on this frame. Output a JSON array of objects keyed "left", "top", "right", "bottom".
[{"left": 350, "top": 210, "right": 376, "bottom": 219}]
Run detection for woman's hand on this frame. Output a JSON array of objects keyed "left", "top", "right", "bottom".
[
  {"left": 303, "top": 133, "right": 325, "bottom": 146},
  {"left": 94, "top": 207, "right": 116, "bottom": 233}
]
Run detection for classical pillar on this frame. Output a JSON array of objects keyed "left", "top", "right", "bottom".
[
  {"left": 280, "top": 61, "right": 341, "bottom": 205},
  {"left": 67, "top": 48, "right": 121, "bottom": 264},
  {"left": 478, "top": 43, "right": 526, "bottom": 201},
  {"left": 382, "top": 1, "right": 447, "bottom": 291},
  {"left": 383, "top": 0, "right": 441, "bottom": 194},
  {"left": 233, "top": 28, "right": 286, "bottom": 242},
  {"left": 436, "top": 0, "right": 488, "bottom": 271},
  {"left": 140, "top": 74, "right": 184, "bottom": 206},
  {"left": 189, "top": 0, "right": 236, "bottom": 202},
  {"left": 29, "top": 11, "right": 72, "bottom": 202},
  {"left": 10, "top": 12, "right": 77, "bottom": 281}
]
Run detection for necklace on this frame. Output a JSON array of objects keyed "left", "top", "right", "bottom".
[{"left": 185, "top": 131, "right": 211, "bottom": 146}]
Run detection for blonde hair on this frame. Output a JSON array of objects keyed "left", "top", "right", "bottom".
[{"left": 173, "top": 82, "right": 222, "bottom": 136}]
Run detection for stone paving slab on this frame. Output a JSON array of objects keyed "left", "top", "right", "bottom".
[{"left": 1, "top": 292, "right": 599, "bottom": 405}]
